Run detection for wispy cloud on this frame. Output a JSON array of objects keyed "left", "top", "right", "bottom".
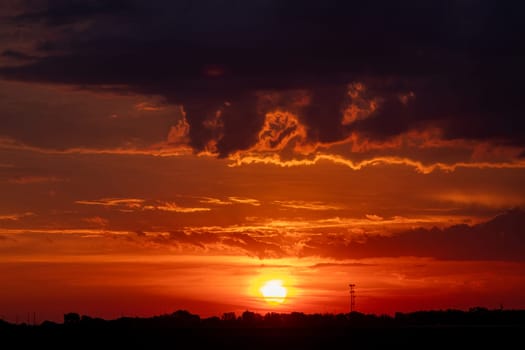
[
  {"left": 0, "top": 212, "right": 34, "bottom": 221},
  {"left": 0, "top": 137, "right": 192, "bottom": 157},
  {"left": 229, "top": 197, "right": 261, "bottom": 206},
  {"left": 275, "top": 200, "right": 343, "bottom": 211},
  {"left": 433, "top": 192, "right": 525, "bottom": 208},
  {"left": 0, "top": 228, "right": 131, "bottom": 237},
  {"left": 82, "top": 216, "right": 109, "bottom": 227},
  {"left": 134, "top": 102, "right": 165, "bottom": 111},
  {"left": 199, "top": 197, "right": 233, "bottom": 205},
  {"left": 228, "top": 152, "right": 525, "bottom": 174},
  {"left": 366, "top": 214, "right": 384, "bottom": 221},
  {"left": 154, "top": 202, "right": 211, "bottom": 213},
  {"left": 75, "top": 198, "right": 144, "bottom": 208},
  {"left": 76, "top": 198, "right": 211, "bottom": 213},
  {"left": 8, "top": 176, "right": 65, "bottom": 184},
  {"left": 2, "top": 210, "right": 518, "bottom": 261},
  {"left": 301, "top": 209, "right": 525, "bottom": 261}
]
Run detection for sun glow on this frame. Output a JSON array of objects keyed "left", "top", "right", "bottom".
[{"left": 260, "top": 279, "right": 287, "bottom": 304}]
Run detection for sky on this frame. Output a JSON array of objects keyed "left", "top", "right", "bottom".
[{"left": 1, "top": 0, "right": 525, "bottom": 323}]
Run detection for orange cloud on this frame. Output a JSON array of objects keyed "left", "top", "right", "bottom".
[
  {"left": 229, "top": 197, "right": 261, "bottom": 206},
  {"left": 252, "top": 111, "right": 307, "bottom": 152},
  {"left": 154, "top": 202, "right": 211, "bottom": 213},
  {"left": 342, "top": 82, "right": 379, "bottom": 125},
  {"left": 228, "top": 152, "right": 525, "bottom": 174},
  {"left": 195, "top": 105, "right": 226, "bottom": 155},
  {"left": 345, "top": 128, "right": 524, "bottom": 165},
  {"left": 0, "top": 137, "right": 192, "bottom": 157},
  {"left": 76, "top": 198, "right": 144, "bottom": 208},
  {"left": 433, "top": 192, "right": 525, "bottom": 208},
  {"left": 134, "top": 102, "right": 165, "bottom": 111},
  {"left": 275, "top": 200, "right": 343, "bottom": 211},
  {"left": 366, "top": 214, "right": 384, "bottom": 221},
  {"left": 166, "top": 113, "right": 190, "bottom": 145},
  {"left": 83, "top": 216, "right": 109, "bottom": 227},
  {"left": 471, "top": 142, "right": 524, "bottom": 162},
  {"left": 0, "top": 212, "right": 33, "bottom": 221},
  {"left": 199, "top": 197, "right": 233, "bottom": 205},
  {"left": 221, "top": 104, "right": 525, "bottom": 174},
  {"left": 0, "top": 209, "right": 500, "bottom": 262},
  {"left": 8, "top": 176, "right": 64, "bottom": 184},
  {"left": 76, "top": 198, "right": 211, "bottom": 213}
]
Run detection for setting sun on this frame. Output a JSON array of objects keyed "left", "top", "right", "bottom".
[{"left": 260, "top": 280, "right": 287, "bottom": 304}]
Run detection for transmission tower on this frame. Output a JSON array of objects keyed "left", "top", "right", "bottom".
[{"left": 349, "top": 284, "right": 356, "bottom": 313}]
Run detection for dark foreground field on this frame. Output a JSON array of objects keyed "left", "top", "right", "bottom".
[
  {"left": 3, "top": 325, "right": 524, "bottom": 349},
  {"left": 2, "top": 309, "right": 524, "bottom": 349}
]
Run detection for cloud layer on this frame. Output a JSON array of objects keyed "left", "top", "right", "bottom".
[
  {"left": 0, "top": 0, "right": 523, "bottom": 168},
  {"left": 1, "top": 209, "right": 524, "bottom": 261}
]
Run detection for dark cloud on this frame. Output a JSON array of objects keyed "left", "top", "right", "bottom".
[
  {"left": 12, "top": 0, "right": 133, "bottom": 26},
  {"left": 147, "top": 229, "right": 285, "bottom": 259},
  {"left": 308, "top": 262, "right": 375, "bottom": 269},
  {"left": 1, "top": 50, "right": 37, "bottom": 61},
  {"left": 1, "top": 0, "right": 524, "bottom": 152},
  {"left": 223, "top": 232, "right": 286, "bottom": 259},
  {"left": 304, "top": 208, "right": 525, "bottom": 261}
]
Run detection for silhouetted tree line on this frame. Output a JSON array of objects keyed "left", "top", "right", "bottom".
[{"left": 2, "top": 307, "right": 524, "bottom": 330}]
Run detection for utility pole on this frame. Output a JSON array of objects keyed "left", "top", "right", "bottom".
[{"left": 349, "top": 284, "right": 356, "bottom": 313}]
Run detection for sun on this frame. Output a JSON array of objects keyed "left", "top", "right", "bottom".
[{"left": 260, "top": 279, "right": 287, "bottom": 304}]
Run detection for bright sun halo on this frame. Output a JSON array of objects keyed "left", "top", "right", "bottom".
[{"left": 260, "top": 279, "right": 287, "bottom": 304}]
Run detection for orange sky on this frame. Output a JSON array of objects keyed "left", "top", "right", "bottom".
[{"left": 1, "top": 1, "right": 525, "bottom": 324}]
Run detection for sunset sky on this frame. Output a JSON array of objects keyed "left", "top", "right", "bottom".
[{"left": 1, "top": 1, "right": 525, "bottom": 323}]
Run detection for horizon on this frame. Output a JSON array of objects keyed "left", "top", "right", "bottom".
[
  {"left": 4, "top": 304, "right": 523, "bottom": 326},
  {"left": 1, "top": 1, "right": 525, "bottom": 324}
]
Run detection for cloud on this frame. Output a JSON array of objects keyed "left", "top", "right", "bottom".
[
  {"left": 228, "top": 197, "right": 261, "bottom": 206},
  {"left": 1, "top": 0, "right": 523, "bottom": 165},
  {"left": 0, "top": 137, "right": 191, "bottom": 157},
  {"left": 221, "top": 233, "right": 285, "bottom": 259},
  {"left": 302, "top": 208, "right": 525, "bottom": 261},
  {"left": 82, "top": 216, "right": 109, "bottom": 227},
  {"left": 433, "top": 192, "right": 525, "bottom": 208},
  {"left": 154, "top": 202, "right": 210, "bottom": 213},
  {"left": 130, "top": 209, "right": 525, "bottom": 260},
  {"left": 0, "top": 227, "right": 129, "bottom": 236},
  {"left": 135, "top": 214, "right": 460, "bottom": 258},
  {"left": 227, "top": 152, "right": 525, "bottom": 174},
  {"left": 199, "top": 197, "right": 233, "bottom": 206},
  {"left": 134, "top": 102, "right": 165, "bottom": 112},
  {"left": 341, "top": 82, "right": 379, "bottom": 126},
  {"left": 12, "top": 0, "right": 133, "bottom": 26},
  {"left": 0, "top": 80, "right": 192, "bottom": 154},
  {"left": 161, "top": 230, "right": 218, "bottom": 250},
  {"left": 275, "top": 200, "right": 343, "bottom": 211},
  {"left": 0, "top": 212, "right": 34, "bottom": 221},
  {"left": 8, "top": 175, "right": 64, "bottom": 184},
  {"left": 3, "top": 210, "right": 521, "bottom": 261},
  {"left": 2, "top": 50, "right": 38, "bottom": 61},
  {"left": 76, "top": 197, "right": 211, "bottom": 213},
  {"left": 366, "top": 214, "right": 384, "bottom": 222},
  {"left": 218, "top": 211, "right": 517, "bottom": 259},
  {"left": 166, "top": 116, "right": 191, "bottom": 145},
  {"left": 75, "top": 198, "right": 144, "bottom": 208},
  {"left": 142, "top": 229, "right": 285, "bottom": 258},
  {"left": 251, "top": 111, "right": 308, "bottom": 153}
]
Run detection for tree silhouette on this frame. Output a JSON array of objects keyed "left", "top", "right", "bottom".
[{"left": 63, "top": 312, "right": 80, "bottom": 325}]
